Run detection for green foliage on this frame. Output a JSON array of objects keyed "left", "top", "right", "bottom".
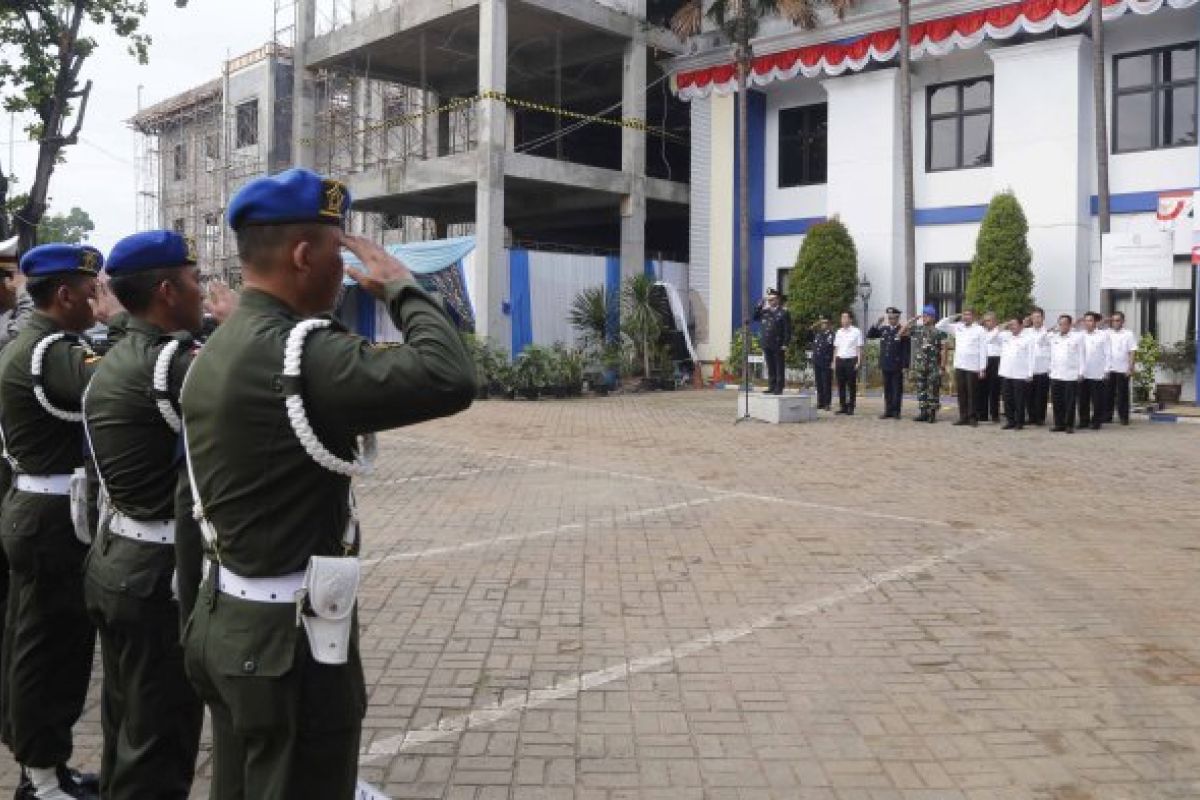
[
  {"left": 785, "top": 217, "right": 858, "bottom": 341},
  {"left": 513, "top": 344, "right": 553, "bottom": 397},
  {"left": 1133, "top": 333, "right": 1160, "bottom": 402},
  {"left": 695, "top": 0, "right": 856, "bottom": 41},
  {"left": 461, "top": 335, "right": 508, "bottom": 396},
  {"left": 727, "top": 328, "right": 761, "bottom": 381},
  {"left": 621, "top": 273, "right": 662, "bottom": 379},
  {"left": 568, "top": 285, "right": 612, "bottom": 353},
  {"left": 1159, "top": 338, "right": 1196, "bottom": 374},
  {"left": 964, "top": 191, "right": 1034, "bottom": 321}
]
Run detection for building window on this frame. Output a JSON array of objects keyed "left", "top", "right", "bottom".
[
  {"left": 1110, "top": 261, "right": 1196, "bottom": 345},
  {"left": 236, "top": 100, "right": 259, "bottom": 149},
  {"left": 173, "top": 143, "right": 186, "bottom": 181},
  {"left": 924, "top": 263, "right": 971, "bottom": 319},
  {"left": 775, "top": 268, "right": 791, "bottom": 294},
  {"left": 926, "top": 78, "right": 993, "bottom": 172},
  {"left": 778, "top": 104, "right": 827, "bottom": 187},
  {"left": 1113, "top": 42, "right": 1198, "bottom": 153}
]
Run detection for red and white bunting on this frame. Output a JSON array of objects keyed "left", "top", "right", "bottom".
[
  {"left": 1158, "top": 190, "right": 1196, "bottom": 230},
  {"left": 672, "top": 0, "right": 1200, "bottom": 100}
]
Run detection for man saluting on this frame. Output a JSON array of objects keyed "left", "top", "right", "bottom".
[{"left": 179, "top": 168, "right": 475, "bottom": 799}]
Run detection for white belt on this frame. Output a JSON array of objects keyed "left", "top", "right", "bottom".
[
  {"left": 108, "top": 513, "right": 175, "bottom": 545},
  {"left": 14, "top": 474, "right": 72, "bottom": 495},
  {"left": 215, "top": 563, "right": 306, "bottom": 604}
]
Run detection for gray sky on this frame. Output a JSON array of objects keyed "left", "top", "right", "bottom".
[{"left": 5, "top": 0, "right": 277, "bottom": 253}]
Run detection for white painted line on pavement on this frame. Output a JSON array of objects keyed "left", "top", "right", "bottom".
[
  {"left": 359, "top": 529, "right": 1009, "bottom": 761},
  {"left": 360, "top": 494, "right": 733, "bottom": 569},
  {"left": 389, "top": 435, "right": 951, "bottom": 529},
  {"left": 357, "top": 464, "right": 536, "bottom": 488}
]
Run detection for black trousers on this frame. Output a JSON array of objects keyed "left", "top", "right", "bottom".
[
  {"left": 813, "top": 364, "right": 833, "bottom": 409},
  {"left": 1106, "top": 371, "right": 1131, "bottom": 423},
  {"left": 881, "top": 369, "right": 904, "bottom": 417},
  {"left": 954, "top": 368, "right": 980, "bottom": 423},
  {"left": 836, "top": 358, "right": 858, "bottom": 411},
  {"left": 1078, "top": 378, "right": 1107, "bottom": 428},
  {"left": 978, "top": 356, "right": 1001, "bottom": 421},
  {"left": 1051, "top": 379, "right": 1078, "bottom": 430},
  {"left": 763, "top": 347, "right": 785, "bottom": 394},
  {"left": 1025, "top": 373, "right": 1050, "bottom": 424},
  {"left": 1003, "top": 378, "right": 1027, "bottom": 427}
]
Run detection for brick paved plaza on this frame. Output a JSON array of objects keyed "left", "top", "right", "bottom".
[{"left": 3, "top": 391, "right": 1200, "bottom": 799}]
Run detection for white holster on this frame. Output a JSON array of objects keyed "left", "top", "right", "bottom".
[
  {"left": 68, "top": 467, "right": 92, "bottom": 545},
  {"left": 298, "top": 556, "right": 361, "bottom": 665}
]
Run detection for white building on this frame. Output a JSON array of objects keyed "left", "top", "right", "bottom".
[{"left": 668, "top": 0, "right": 1199, "bottom": 363}]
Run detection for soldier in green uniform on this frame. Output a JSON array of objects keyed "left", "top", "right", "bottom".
[
  {"left": 901, "top": 304, "right": 948, "bottom": 424},
  {"left": 0, "top": 243, "right": 112, "bottom": 800},
  {"left": 179, "top": 168, "right": 475, "bottom": 799},
  {"left": 81, "top": 230, "right": 236, "bottom": 799}
]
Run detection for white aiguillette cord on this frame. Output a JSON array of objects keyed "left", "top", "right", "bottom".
[
  {"left": 153, "top": 339, "right": 183, "bottom": 433},
  {"left": 32, "top": 332, "right": 91, "bottom": 423}
]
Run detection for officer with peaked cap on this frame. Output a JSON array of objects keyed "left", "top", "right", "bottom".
[
  {"left": 179, "top": 168, "right": 475, "bottom": 798},
  {"left": 0, "top": 243, "right": 118, "bottom": 799},
  {"left": 82, "top": 230, "right": 237, "bottom": 799}
]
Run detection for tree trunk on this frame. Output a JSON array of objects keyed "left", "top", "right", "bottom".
[
  {"left": 1092, "top": 0, "right": 1112, "bottom": 312},
  {"left": 736, "top": 10, "right": 751, "bottom": 391},
  {"left": 899, "top": 0, "right": 916, "bottom": 316},
  {"left": 15, "top": 2, "right": 89, "bottom": 251}
]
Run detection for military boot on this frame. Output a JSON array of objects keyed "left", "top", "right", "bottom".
[
  {"left": 16, "top": 767, "right": 98, "bottom": 800},
  {"left": 914, "top": 412, "right": 928, "bottom": 422}
]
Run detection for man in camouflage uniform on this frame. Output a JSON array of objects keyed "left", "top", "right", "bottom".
[{"left": 901, "top": 304, "right": 948, "bottom": 423}]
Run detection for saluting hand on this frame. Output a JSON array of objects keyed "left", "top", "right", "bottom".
[
  {"left": 91, "top": 277, "right": 124, "bottom": 324},
  {"left": 205, "top": 280, "right": 239, "bottom": 323},
  {"left": 341, "top": 234, "right": 414, "bottom": 301}
]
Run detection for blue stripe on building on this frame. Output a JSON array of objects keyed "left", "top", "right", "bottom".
[
  {"left": 732, "top": 90, "right": 767, "bottom": 331},
  {"left": 760, "top": 217, "right": 825, "bottom": 236},
  {"left": 354, "top": 289, "right": 376, "bottom": 338},
  {"left": 604, "top": 254, "right": 620, "bottom": 344},
  {"left": 509, "top": 248, "right": 532, "bottom": 356}
]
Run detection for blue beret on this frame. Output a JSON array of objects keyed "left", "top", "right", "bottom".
[
  {"left": 227, "top": 168, "right": 350, "bottom": 231},
  {"left": 923, "top": 305, "right": 938, "bottom": 316},
  {"left": 106, "top": 230, "right": 197, "bottom": 277},
  {"left": 20, "top": 243, "right": 103, "bottom": 279}
]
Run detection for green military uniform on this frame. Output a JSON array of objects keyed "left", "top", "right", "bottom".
[
  {"left": 0, "top": 312, "right": 99, "bottom": 771},
  {"left": 908, "top": 321, "right": 948, "bottom": 421},
  {"left": 179, "top": 159, "right": 474, "bottom": 800},
  {"left": 83, "top": 315, "right": 203, "bottom": 799}
]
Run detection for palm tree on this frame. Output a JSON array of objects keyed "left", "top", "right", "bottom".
[
  {"left": 621, "top": 273, "right": 663, "bottom": 379},
  {"left": 672, "top": 0, "right": 855, "bottom": 391},
  {"left": 899, "top": 0, "right": 916, "bottom": 317}
]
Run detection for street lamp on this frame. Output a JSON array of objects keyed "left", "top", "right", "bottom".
[{"left": 858, "top": 274, "right": 873, "bottom": 389}]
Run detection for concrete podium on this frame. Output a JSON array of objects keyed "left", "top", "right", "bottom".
[{"left": 736, "top": 392, "right": 818, "bottom": 423}]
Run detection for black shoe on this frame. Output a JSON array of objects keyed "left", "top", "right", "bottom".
[
  {"left": 1121, "top": 419, "right": 1129, "bottom": 426},
  {"left": 1014, "top": 425, "right": 1024, "bottom": 431},
  {"left": 969, "top": 420, "right": 978, "bottom": 427},
  {"left": 835, "top": 408, "right": 847, "bottom": 415},
  {"left": 58, "top": 767, "right": 98, "bottom": 793},
  {"left": 927, "top": 414, "right": 937, "bottom": 424},
  {"left": 847, "top": 408, "right": 855, "bottom": 416},
  {"left": 1066, "top": 426, "right": 1075, "bottom": 434},
  {"left": 1051, "top": 426, "right": 1065, "bottom": 432},
  {"left": 1091, "top": 423, "right": 1101, "bottom": 430},
  {"left": 1002, "top": 423, "right": 1016, "bottom": 430},
  {"left": 914, "top": 414, "right": 928, "bottom": 423},
  {"left": 953, "top": 420, "right": 968, "bottom": 426},
  {"left": 879, "top": 413, "right": 892, "bottom": 420}
]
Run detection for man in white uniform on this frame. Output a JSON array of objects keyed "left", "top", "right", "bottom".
[
  {"left": 1078, "top": 312, "right": 1110, "bottom": 430},
  {"left": 1048, "top": 314, "right": 1084, "bottom": 433},
  {"left": 1104, "top": 311, "right": 1137, "bottom": 426},
  {"left": 998, "top": 317, "right": 1034, "bottom": 430},
  {"left": 1024, "top": 307, "right": 1051, "bottom": 426},
  {"left": 833, "top": 311, "right": 863, "bottom": 415},
  {"left": 936, "top": 309, "right": 988, "bottom": 427},
  {"left": 979, "top": 312, "right": 1003, "bottom": 423}
]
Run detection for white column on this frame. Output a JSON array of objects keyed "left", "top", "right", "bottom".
[
  {"left": 707, "top": 93, "right": 735, "bottom": 361},
  {"left": 823, "top": 69, "right": 903, "bottom": 314},
  {"left": 475, "top": 0, "right": 509, "bottom": 345},
  {"left": 620, "top": 18, "right": 647, "bottom": 282},
  {"left": 989, "top": 37, "right": 1090, "bottom": 316}
]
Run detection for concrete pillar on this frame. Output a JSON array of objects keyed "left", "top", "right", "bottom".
[
  {"left": 989, "top": 37, "right": 1090, "bottom": 316},
  {"left": 292, "top": 0, "right": 318, "bottom": 169},
  {"left": 823, "top": 69, "right": 903, "bottom": 315},
  {"left": 619, "top": 20, "right": 647, "bottom": 283},
  {"left": 475, "top": 0, "right": 509, "bottom": 345},
  {"left": 437, "top": 104, "right": 452, "bottom": 157}
]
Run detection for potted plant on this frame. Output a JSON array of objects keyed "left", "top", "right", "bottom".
[
  {"left": 514, "top": 344, "right": 552, "bottom": 400},
  {"left": 1157, "top": 339, "right": 1195, "bottom": 405},
  {"left": 1133, "top": 333, "right": 1159, "bottom": 406},
  {"left": 553, "top": 344, "right": 585, "bottom": 397},
  {"left": 621, "top": 274, "right": 663, "bottom": 383}
]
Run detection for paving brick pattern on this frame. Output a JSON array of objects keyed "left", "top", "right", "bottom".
[{"left": 2, "top": 391, "right": 1200, "bottom": 799}]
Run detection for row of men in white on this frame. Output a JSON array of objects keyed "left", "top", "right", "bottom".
[{"left": 938, "top": 309, "right": 1138, "bottom": 430}]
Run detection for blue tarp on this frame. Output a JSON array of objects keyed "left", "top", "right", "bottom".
[{"left": 341, "top": 236, "right": 476, "bottom": 283}]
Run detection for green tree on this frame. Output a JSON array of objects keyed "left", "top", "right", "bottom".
[
  {"left": 785, "top": 217, "right": 858, "bottom": 337},
  {"left": 621, "top": 273, "right": 662, "bottom": 379},
  {"left": 964, "top": 191, "right": 1034, "bottom": 321},
  {"left": 1, "top": 1, "right": 153, "bottom": 249},
  {"left": 4, "top": 195, "right": 93, "bottom": 244}
]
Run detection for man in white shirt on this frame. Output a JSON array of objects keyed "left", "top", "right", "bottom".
[
  {"left": 998, "top": 317, "right": 1034, "bottom": 430},
  {"left": 832, "top": 311, "right": 863, "bottom": 415},
  {"left": 1104, "top": 310, "right": 1137, "bottom": 426},
  {"left": 936, "top": 308, "right": 988, "bottom": 427},
  {"left": 1048, "top": 313, "right": 1084, "bottom": 433},
  {"left": 1024, "top": 307, "right": 1052, "bottom": 426},
  {"left": 979, "top": 311, "right": 1003, "bottom": 423},
  {"left": 1078, "top": 311, "right": 1110, "bottom": 430}
]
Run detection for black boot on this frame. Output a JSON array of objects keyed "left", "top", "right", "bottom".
[{"left": 914, "top": 413, "right": 928, "bottom": 422}]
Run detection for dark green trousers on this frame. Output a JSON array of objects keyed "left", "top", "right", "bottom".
[
  {"left": 0, "top": 460, "right": 10, "bottom": 748},
  {"left": 84, "top": 531, "right": 203, "bottom": 800},
  {"left": 183, "top": 579, "right": 365, "bottom": 800},
  {"left": 0, "top": 490, "right": 96, "bottom": 767}
]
